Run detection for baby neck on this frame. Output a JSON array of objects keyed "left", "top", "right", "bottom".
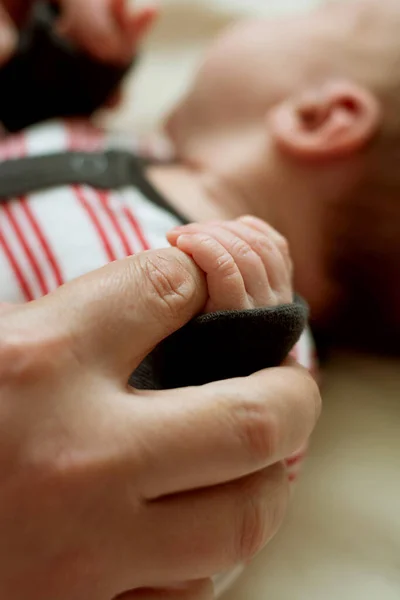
[{"left": 145, "top": 162, "right": 250, "bottom": 223}]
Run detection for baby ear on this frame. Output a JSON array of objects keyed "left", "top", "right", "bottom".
[{"left": 268, "top": 81, "right": 381, "bottom": 160}]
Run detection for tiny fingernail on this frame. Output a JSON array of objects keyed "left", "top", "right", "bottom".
[{"left": 176, "top": 234, "right": 192, "bottom": 247}]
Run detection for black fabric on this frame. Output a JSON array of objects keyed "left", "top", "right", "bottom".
[
  {"left": 0, "top": 150, "right": 189, "bottom": 223},
  {"left": 0, "top": 2, "right": 131, "bottom": 132},
  {"left": 130, "top": 297, "right": 308, "bottom": 390},
  {"left": 0, "top": 140, "right": 309, "bottom": 390},
  {"left": 0, "top": 151, "right": 135, "bottom": 198}
]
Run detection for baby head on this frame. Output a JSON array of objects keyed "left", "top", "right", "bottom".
[{"left": 166, "top": 0, "right": 400, "bottom": 352}]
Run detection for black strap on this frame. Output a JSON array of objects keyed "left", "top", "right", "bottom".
[
  {"left": 0, "top": 150, "right": 143, "bottom": 198},
  {"left": 0, "top": 2, "right": 131, "bottom": 132},
  {"left": 0, "top": 149, "right": 189, "bottom": 223}
]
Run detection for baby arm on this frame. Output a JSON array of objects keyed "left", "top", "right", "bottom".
[{"left": 167, "top": 215, "right": 293, "bottom": 314}]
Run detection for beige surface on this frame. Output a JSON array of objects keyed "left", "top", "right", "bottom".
[{"left": 108, "top": 1, "right": 400, "bottom": 598}]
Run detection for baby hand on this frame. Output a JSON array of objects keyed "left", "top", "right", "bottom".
[
  {"left": 57, "top": 0, "right": 158, "bottom": 64},
  {"left": 167, "top": 216, "right": 293, "bottom": 313}
]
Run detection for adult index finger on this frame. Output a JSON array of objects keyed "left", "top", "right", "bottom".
[
  {"left": 31, "top": 247, "right": 207, "bottom": 382},
  {"left": 127, "top": 362, "right": 321, "bottom": 499}
]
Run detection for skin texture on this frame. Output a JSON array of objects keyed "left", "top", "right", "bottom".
[
  {"left": 167, "top": 216, "right": 293, "bottom": 313},
  {"left": 0, "top": 247, "right": 320, "bottom": 600},
  {"left": 1, "top": 0, "right": 398, "bottom": 338},
  {"left": 160, "top": 0, "right": 400, "bottom": 334},
  {"left": 0, "top": 3, "right": 320, "bottom": 596},
  {"left": 0, "top": 1, "right": 323, "bottom": 597},
  {"left": 0, "top": 0, "right": 157, "bottom": 65}
]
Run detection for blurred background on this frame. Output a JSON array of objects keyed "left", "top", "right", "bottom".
[
  {"left": 108, "top": 0, "right": 340, "bottom": 132},
  {"left": 108, "top": 2, "right": 400, "bottom": 599}
]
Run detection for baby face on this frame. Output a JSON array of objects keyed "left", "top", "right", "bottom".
[
  {"left": 165, "top": 8, "right": 345, "bottom": 321},
  {"left": 166, "top": 0, "right": 399, "bottom": 157},
  {"left": 166, "top": 9, "right": 334, "bottom": 161},
  {"left": 166, "top": 0, "right": 400, "bottom": 331}
]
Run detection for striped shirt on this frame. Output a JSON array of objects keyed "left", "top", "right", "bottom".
[{"left": 0, "top": 118, "right": 318, "bottom": 484}]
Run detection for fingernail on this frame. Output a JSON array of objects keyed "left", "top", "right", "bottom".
[
  {"left": 0, "top": 25, "right": 17, "bottom": 62},
  {"left": 175, "top": 234, "right": 192, "bottom": 249}
]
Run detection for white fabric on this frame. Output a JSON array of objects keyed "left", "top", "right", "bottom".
[
  {"left": 106, "top": 2, "right": 400, "bottom": 599},
  {"left": 0, "top": 121, "right": 185, "bottom": 302}
]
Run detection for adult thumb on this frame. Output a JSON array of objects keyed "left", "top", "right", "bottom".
[
  {"left": 117, "top": 579, "right": 214, "bottom": 600},
  {"left": 0, "top": 6, "right": 17, "bottom": 66},
  {"left": 32, "top": 247, "right": 208, "bottom": 380}
]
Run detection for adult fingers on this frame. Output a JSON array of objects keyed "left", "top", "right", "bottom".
[
  {"left": 57, "top": 0, "right": 125, "bottom": 64},
  {"left": 130, "top": 465, "right": 288, "bottom": 584},
  {"left": 117, "top": 579, "right": 213, "bottom": 600},
  {"left": 58, "top": 0, "right": 157, "bottom": 65},
  {"left": 129, "top": 362, "right": 320, "bottom": 499},
  {"left": 28, "top": 248, "right": 207, "bottom": 381}
]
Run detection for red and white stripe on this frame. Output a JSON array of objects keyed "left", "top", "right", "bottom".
[
  {"left": 0, "top": 120, "right": 158, "bottom": 301},
  {"left": 0, "top": 211, "right": 36, "bottom": 302},
  {"left": 67, "top": 120, "right": 150, "bottom": 260},
  {"left": 0, "top": 120, "right": 319, "bottom": 492},
  {"left": 0, "top": 121, "right": 319, "bottom": 439},
  {"left": 0, "top": 199, "right": 63, "bottom": 302},
  {"left": 0, "top": 129, "right": 65, "bottom": 300}
]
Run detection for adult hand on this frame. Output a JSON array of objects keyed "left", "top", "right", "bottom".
[
  {"left": 57, "top": 0, "right": 158, "bottom": 64},
  {"left": 0, "top": 247, "right": 320, "bottom": 600},
  {"left": 0, "top": 0, "right": 157, "bottom": 66}
]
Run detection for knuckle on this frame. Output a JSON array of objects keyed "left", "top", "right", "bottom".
[
  {"left": 213, "top": 251, "right": 238, "bottom": 279},
  {"left": 0, "top": 322, "right": 63, "bottom": 384},
  {"left": 230, "top": 237, "right": 253, "bottom": 261},
  {"left": 236, "top": 465, "right": 288, "bottom": 561},
  {"left": 0, "top": 329, "right": 25, "bottom": 379},
  {"left": 251, "top": 233, "right": 274, "bottom": 258},
  {"left": 141, "top": 252, "right": 198, "bottom": 321},
  {"left": 231, "top": 396, "right": 281, "bottom": 465},
  {"left": 196, "top": 234, "right": 220, "bottom": 257}
]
